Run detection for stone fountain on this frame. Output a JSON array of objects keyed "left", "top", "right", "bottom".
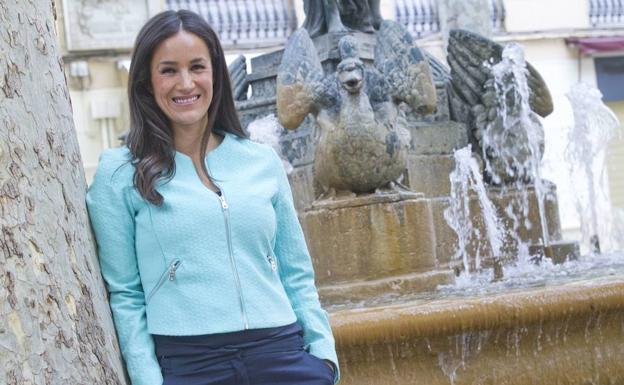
[{"left": 230, "top": 5, "right": 624, "bottom": 384}]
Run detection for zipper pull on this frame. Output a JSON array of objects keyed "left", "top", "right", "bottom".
[
  {"left": 268, "top": 255, "right": 277, "bottom": 271},
  {"left": 218, "top": 194, "right": 228, "bottom": 210},
  {"left": 169, "top": 260, "right": 182, "bottom": 281}
]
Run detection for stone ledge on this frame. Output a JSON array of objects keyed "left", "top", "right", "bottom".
[
  {"left": 331, "top": 277, "right": 624, "bottom": 335},
  {"left": 319, "top": 269, "right": 455, "bottom": 305}
]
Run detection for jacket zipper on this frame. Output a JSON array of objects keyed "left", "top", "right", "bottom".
[
  {"left": 267, "top": 254, "right": 277, "bottom": 271},
  {"left": 146, "top": 259, "right": 182, "bottom": 305},
  {"left": 217, "top": 190, "right": 249, "bottom": 330}
]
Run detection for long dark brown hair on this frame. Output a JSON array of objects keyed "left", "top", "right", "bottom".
[{"left": 127, "top": 10, "right": 247, "bottom": 205}]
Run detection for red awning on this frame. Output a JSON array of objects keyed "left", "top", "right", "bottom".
[{"left": 566, "top": 36, "right": 624, "bottom": 55}]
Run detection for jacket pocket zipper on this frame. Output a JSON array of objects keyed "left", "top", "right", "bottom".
[
  {"left": 146, "top": 259, "right": 182, "bottom": 305},
  {"left": 267, "top": 254, "right": 278, "bottom": 271}
]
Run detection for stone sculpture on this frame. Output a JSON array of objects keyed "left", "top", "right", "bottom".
[
  {"left": 445, "top": 29, "right": 554, "bottom": 184},
  {"left": 227, "top": 55, "right": 249, "bottom": 101},
  {"left": 302, "top": 0, "right": 383, "bottom": 38},
  {"left": 276, "top": 21, "right": 437, "bottom": 195}
]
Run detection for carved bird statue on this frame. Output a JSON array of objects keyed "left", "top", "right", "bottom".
[{"left": 276, "top": 21, "right": 437, "bottom": 195}]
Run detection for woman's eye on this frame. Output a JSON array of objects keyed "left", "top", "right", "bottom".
[
  {"left": 191, "top": 64, "right": 206, "bottom": 71},
  {"left": 160, "top": 68, "right": 175, "bottom": 74}
]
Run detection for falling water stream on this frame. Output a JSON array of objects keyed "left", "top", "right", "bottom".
[
  {"left": 443, "top": 146, "right": 504, "bottom": 274},
  {"left": 566, "top": 83, "right": 622, "bottom": 253},
  {"left": 440, "top": 42, "right": 553, "bottom": 283},
  {"left": 431, "top": 44, "right": 624, "bottom": 298},
  {"left": 485, "top": 43, "right": 551, "bottom": 254}
]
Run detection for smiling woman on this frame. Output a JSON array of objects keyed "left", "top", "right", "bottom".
[
  {"left": 123, "top": 10, "right": 243, "bottom": 204},
  {"left": 85, "top": 9, "right": 339, "bottom": 385},
  {"left": 149, "top": 29, "right": 222, "bottom": 192}
]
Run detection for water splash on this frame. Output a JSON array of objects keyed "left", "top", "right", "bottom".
[
  {"left": 439, "top": 251, "right": 624, "bottom": 298},
  {"left": 484, "top": 43, "right": 550, "bottom": 255},
  {"left": 444, "top": 146, "right": 504, "bottom": 274},
  {"left": 325, "top": 251, "right": 624, "bottom": 311},
  {"left": 247, "top": 114, "right": 293, "bottom": 173},
  {"left": 565, "top": 83, "right": 622, "bottom": 253}
]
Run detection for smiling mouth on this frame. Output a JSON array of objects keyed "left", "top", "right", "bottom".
[{"left": 172, "top": 95, "right": 200, "bottom": 105}]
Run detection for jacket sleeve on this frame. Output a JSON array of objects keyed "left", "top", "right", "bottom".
[
  {"left": 86, "top": 150, "right": 163, "bottom": 385},
  {"left": 269, "top": 149, "right": 340, "bottom": 383}
]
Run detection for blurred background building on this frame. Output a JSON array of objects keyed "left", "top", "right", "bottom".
[{"left": 53, "top": 0, "right": 624, "bottom": 236}]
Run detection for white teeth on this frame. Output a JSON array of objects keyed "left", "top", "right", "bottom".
[{"left": 172, "top": 95, "right": 199, "bottom": 104}]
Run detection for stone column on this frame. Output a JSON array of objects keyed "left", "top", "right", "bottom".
[{"left": 438, "top": 0, "right": 493, "bottom": 40}]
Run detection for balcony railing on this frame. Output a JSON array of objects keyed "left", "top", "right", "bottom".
[
  {"left": 589, "top": 0, "right": 624, "bottom": 27},
  {"left": 395, "top": 0, "right": 440, "bottom": 38},
  {"left": 394, "top": 0, "right": 505, "bottom": 39},
  {"left": 490, "top": 0, "right": 506, "bottom": 32},
  {"left": 165, "top": 0, "right": 297, "bottom": 49},
  {"left": 168, "top": 0, "right": 508, "bottom": 49}
]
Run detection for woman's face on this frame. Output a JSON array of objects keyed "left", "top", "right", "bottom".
[{"left": 150, "top": 30, "right": 214, "bottom": 136}]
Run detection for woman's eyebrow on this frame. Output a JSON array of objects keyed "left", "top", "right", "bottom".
[
  {"left": 157, "top": 58, "right": 207, "bottom": 66},
  {"left": 156, "top": 60, "right": 178, "bottom": 67}
]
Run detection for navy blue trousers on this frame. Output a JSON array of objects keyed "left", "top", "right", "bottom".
[{"left": 152, "top": 322, "right": 334, "bottom": 385}]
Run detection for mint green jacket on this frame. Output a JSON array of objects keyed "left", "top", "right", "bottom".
[{"left": 86, "top": 131, "right": 339, "bottom": 384}]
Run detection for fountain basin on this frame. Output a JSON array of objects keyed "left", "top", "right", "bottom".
[
  {"left": 237, "top": 25, "right": 615, "bottom": 385},
  {"left": 329, "top": 276, "right": 624, "bottom": 384}
]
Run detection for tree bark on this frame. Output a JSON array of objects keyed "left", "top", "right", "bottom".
[{"left": 0, "top": 1, "right": 127, "bottom": 384}]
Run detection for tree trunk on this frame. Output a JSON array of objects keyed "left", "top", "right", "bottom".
[{"left": 0, "top": 1, "right": 127, "bottom": 384}]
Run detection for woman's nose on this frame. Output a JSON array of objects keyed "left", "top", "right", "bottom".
[{"left": 178, "top": 70, "right": 194, "bottom": 90}]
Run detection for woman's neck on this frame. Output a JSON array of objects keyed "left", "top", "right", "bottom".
[{"left": 175, "top": 130, "right": 223, "bottom": 161}]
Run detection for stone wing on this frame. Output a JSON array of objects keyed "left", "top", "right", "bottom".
[
  {"left": 228, "top": 55, "right": 249, "bottom": 101},
  {"left": 276, "top": 28, "right": 326, "bottom": 130},
  {"left": 447, "top": 29, "right": 553, "bottom": 118},
  {"left": 374, "top": 20, "right": 437, "bottom": 114}
]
